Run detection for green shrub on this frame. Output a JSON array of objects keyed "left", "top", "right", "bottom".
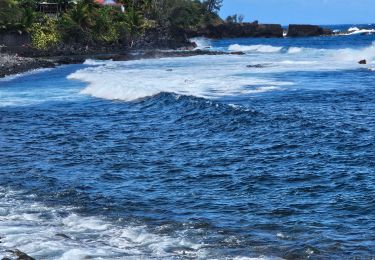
[{"left": 30, "top": 18, "right": 61, "bottom": 50}]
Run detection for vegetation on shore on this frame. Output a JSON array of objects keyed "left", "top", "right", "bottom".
[{"left": 0, "top": 0, "right": 224, "bottom": 50}]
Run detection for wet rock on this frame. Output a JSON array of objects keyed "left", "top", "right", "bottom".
[
  {"left": 187, "top": 21, "right": 283, "bottom": 38},
  {"left": 246, "top": 64, "right": 269, "bottom": 68},
  {"left": 0, "top": 54, "right": 55, "bottom": 78},
  {"left": 0, "top": 48, "right": 245, "bottom": 78},
  {"left": 106, "top": 49, "right": 244, "bottom": 61},
  {"left": 287, "top": 24, "right": 333, "bottom": 37},
  {"left": 55, "top": 233, "right": 72, "bottom": 239},
  {"left": 358, "top": 59, "right": 367, "bottom": 64},
  {"left": 6, "top": 249, "right": 35, "bottom": 260}
]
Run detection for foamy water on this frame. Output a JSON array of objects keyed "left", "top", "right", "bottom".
[
  {"left": 68, "top": 55, "right": 293, "bottom": 101},
  {"left": 67, "top": 41, "right": 375, "bottom": 102},
  {"left": 0, "top": 189, "right": 207, "bottom": 259},
  {"left": 1, "top": 30, "right": 375, "bottom": 260}
]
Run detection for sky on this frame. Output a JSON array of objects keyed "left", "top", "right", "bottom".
[{"left": 220, "top": 0, "right": 375, "bottom": 25}]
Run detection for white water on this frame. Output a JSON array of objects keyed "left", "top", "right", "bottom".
[
  {"left": 0, "top": 188, "right": 207, "bottom": 260},
  {"left": 0, "top": 188, "right": 283, "bottom": 260},
  {"left": 67, "top": 41, "right": 375, "bottom": 102},
  {"left": 190, "top": 37, "right": 212, "bottom": 50},
  {"left": 229, "top": 44, "right": 283, "bottom": 53},
  {"left": 69, "top": 55, "right": 293, "bottom": 101}
]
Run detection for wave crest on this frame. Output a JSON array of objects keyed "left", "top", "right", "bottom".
[
  {"left": 228, "top": 44, "right": 283, "bottom": 53},
  {"left": 68, "top": 57, "right": 290, "bottom": 101}
]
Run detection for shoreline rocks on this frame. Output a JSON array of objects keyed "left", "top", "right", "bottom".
[
  {"left": 287, "top": 24, "right": 333, "bottom": 37},
  {"left": 188, "top": 22, "right": 333, "bottom": 39},
  {"left": 0, "top": 54, "right": 55, "bottom": 78},
  {"left": 0, "top": 49, "right": 245, "bottom": 78},
  {"left": 187, "top": 21, "right": 283, "bottom": 38}
]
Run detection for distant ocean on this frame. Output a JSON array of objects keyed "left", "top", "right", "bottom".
[{"left": 0, "top": 24, "right": 374, "bottom": 259}]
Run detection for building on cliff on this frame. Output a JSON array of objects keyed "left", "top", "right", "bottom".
[
  {"left": 94, "top": 0, "right": 125, "bottom": 12},
  {"left": 38, "top": 2, "right": 61, "bottom": 18}
]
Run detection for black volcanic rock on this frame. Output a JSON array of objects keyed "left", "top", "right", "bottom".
[
  {"left": 0, "top": 54, "right": 55, "bottom": 78},
  {"left": 188, "top": 22, "right": 283, "bottom": 39},
  {"left": 287, "top": 24, "right": 333, "bottom": 37},
  {"left": 358, "top": 59, "right": 367, "bottom": 64}
]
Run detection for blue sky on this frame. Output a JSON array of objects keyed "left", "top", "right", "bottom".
[{"left": 220, "top": 0, "right": 375, "bottom": 25}]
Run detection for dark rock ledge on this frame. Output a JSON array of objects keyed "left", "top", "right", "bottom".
[
  {"left": 0, "top": 49, "right": 244, "bottom": 78},
  {"left": 2, "top": 249, "right": 35, "bottom": 260}
]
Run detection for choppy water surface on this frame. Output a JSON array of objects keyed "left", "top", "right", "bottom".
[{"left": 1, "top": 26, "right": 375, "bottom": 259}]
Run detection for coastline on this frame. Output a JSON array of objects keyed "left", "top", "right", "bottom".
[
  {"left": 0, "top": 48, "right": 246, "bottom": 78},
  {"left": 0, "top": 54, "right": 55, "bottom": 78},
  {"left": 0, "top": 22, "right": 336, "bottom": 79}
]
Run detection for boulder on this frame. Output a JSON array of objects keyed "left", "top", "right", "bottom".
[
  {"left": 287, "top": 24, "right": 333, "bottom": 37},
  {"left": 358, "top": 59, "right": 367, "bottom": 64},
  {"left": 5, "top": 249, "right": 35, "bottom": 260},
  {"left": 246, "top": 64, "right": 269, "bottom": 68}
]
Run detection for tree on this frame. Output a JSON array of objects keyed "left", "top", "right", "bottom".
[
  {"left": 0, "top": 0, "right": 23, "bottom": 30},
  {"left": 203, "top": 0, "right": 222, "bottom": 14},
  {"left": 238, "top": 14, "right": 244, "bottom": 23}
]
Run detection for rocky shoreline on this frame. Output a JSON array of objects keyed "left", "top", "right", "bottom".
[
  {"left": 0, "top": 49, "right": 246, "bottom": 78},
  {"left": 0, "top": 54, "right": 55, "bottom": 78},
  {"left": 0, "top": 22, "right": 340, "bottom": 78}
]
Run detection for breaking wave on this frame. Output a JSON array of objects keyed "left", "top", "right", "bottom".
[
  {"left": 68, "top": 56, "right": 291, "bottom": 101},
  {"left": 66, "top": 41, "right": 375, "bottom": 102},
  {"left": 229, "top": 44, "right": 283, "bottom": 53},
  {"left": 334, "top": 41, "right": 375, "bottom": 62},
  {"left": 190, "top": 37, "right": 212, "bottom": 50},
  {"left": 345, "top": 26, "right": 375, "bottom": 35}
]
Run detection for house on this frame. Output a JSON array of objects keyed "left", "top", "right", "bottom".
[
  {"left": 94, "top": 0, "right": 125, "bottom": 12},
  {"left": 38, "top": 2, "right": 61, "bottom": 18},
  {"left": 37, "top": 0, "right": 75, "bottom": 17}
]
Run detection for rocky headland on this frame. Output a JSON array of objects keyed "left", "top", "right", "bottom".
[
  {"left": 0, "top": 22, "right": 334, "bottom": 78},
  {"left": 287, "top": 24, "right": 333, "bottom": 37},
  {"left": 187, "top": 21, "right": 284, "bottom": 38}
]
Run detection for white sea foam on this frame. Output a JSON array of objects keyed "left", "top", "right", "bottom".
[
  {"left": 229, "top": 44, "right": 304, "bottom": 54},
  {"left": 334, "top": 41, "right": 375, "bottom": 62},
  {"left": 66, "top": 41, "right": 375, "bottom": 102},
  {"left": 68, "top": 55, "right": 291, "bottom": 101},
  {"left": 83, "top": 59, "right": 113, "bottom": 66},
  {"left": 348, "top": 27, "right": 360, "bottom": 32},
  {"left": 287, "top": 47, "right": 304, "bottom": 54},
  {"left": 190, "top": 37, "right": 212, "bottom": 50},
  {"left": 347, "top": 29, "right": 375, "bottom": 35},
  {"left": 229, "top": 44, "right": 283, "bottom": 53},
  {"left": 338, "top": 27, "right": 375, "bottom": 36},
  {"left": 0, "top": 188, "right": 207, "bottom": 260}
]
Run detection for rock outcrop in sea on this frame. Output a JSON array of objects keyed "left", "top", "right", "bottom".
[
  {"left": 287, "top": 24, "right": 333, "bottom": 37},
  {"left": 187, "top": 21, "right": 283, "bottom": 38}
]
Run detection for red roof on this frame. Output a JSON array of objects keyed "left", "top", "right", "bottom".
[{"left": 94, "top": 0, "right": 121, "bottom": 6}]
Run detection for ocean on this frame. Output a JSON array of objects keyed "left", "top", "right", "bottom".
[{"left": 0, "top": 25, "right": 374, "bottom": 259}]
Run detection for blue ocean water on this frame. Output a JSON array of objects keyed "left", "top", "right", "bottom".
[{"left": 0, "top": 26, "right": 375, "bottom": 259}]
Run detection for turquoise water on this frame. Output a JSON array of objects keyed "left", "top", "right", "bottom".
[{"left": 0, "top": 27, "right": 374, "bottom": 259}]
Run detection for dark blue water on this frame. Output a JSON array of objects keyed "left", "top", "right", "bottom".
[{"left": 1, "top": 28, "right": 375, "bottom": 259}]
